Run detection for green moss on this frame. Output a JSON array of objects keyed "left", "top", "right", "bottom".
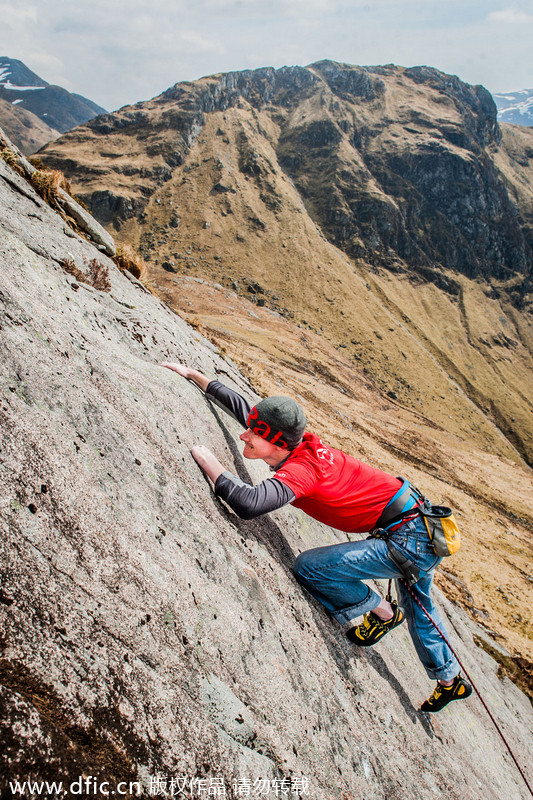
[
  {"left": 164, "top": 610, "right": 175, "bottom": 628},
  {"left": 474, "top": 635, "right": 533, "bottom": 705}
]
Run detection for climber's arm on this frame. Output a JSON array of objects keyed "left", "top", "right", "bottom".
[
  {"left": 160, "top": 362, "right": 211, "bottom": 391},
  {"left": 190, "top": 444, "right": 226, "bottom": 483},
  {"left": 214, "top": 472, "right": 295, "bottom": 519},
  {"left": 190, "top": 446, "right": 295, "bottom": 519},
  {"left": 161, "top": 364, "right": 251, "bottom": 428}
]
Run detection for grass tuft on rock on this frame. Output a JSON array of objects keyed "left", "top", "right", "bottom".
[
  {"left": 113, "top": 244, "right": 147, "bottom": 280},
  {"left": 62, "top": 257, "right": 111, "bottom": 292},
  {"left": 30, "top": 168, "right": 72, "bottom": 205},
  {"left": 1, "top": 146, "right": 25, "bottom": 177}
]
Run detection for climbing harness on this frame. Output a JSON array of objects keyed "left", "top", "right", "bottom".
[
  {"left": 391, "top": 577, "right": 533, "bottom": 799},
  {"left": 373, "top": 477, "right": 419, "bottom": 531},
  {"left": 368, "top": 528, "right": 421, "bottom": 586},
  {"left": 368, "top": 477, "right": 425, "bottom": 586},
  {"left": 372, "top": 478, "right": 462, "bottom": 558}
]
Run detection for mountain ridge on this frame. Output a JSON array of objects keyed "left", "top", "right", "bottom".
[{"left": 38, "top": 60, "right": 533, "bottom": 289}]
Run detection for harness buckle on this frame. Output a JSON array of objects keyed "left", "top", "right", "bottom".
[{"left": 367, "top": 528, "right": 390, "bottom": 541}]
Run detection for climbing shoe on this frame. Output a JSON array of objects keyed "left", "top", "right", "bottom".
[
  {"left": 421, "top": 674, "right": 472, "bottom": 713},
  {"left": 346, "top": 603, "right": 404, "bottom": 647}
]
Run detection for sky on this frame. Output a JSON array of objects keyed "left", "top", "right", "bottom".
[{"left": 0, "top": 0, "right": 532, "bottom": 112}]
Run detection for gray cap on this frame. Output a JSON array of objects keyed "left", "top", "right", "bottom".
[{"left": 247, "top": 396, "right": 307, "bottom": 449}]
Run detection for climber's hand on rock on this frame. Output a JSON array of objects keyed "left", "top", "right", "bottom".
[
  {"left": 160, "top": 362, "right": 191, "bottom": 378},
  {"left": 160, "top": 363, "right": 210, "bottom": 391},
  {"left": 190, "top": 445, "right": 225, "bottom": 482}
]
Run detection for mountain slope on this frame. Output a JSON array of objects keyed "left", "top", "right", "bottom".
[
  {"left": 0, "top": 95, "right": 61, "bottom": 154},
  {"left": 0, "top": 57, "right": 106, "bottom": 153},
  {"left": 38, "top": 61, "right": 533, "bottom": 467},
  {"left": 1, "top": 128, "right": 533, "bottom": 800}
]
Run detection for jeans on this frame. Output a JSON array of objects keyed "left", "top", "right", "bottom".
[{"left": 293, "top": 517, "right": 460, "bottom": 681}]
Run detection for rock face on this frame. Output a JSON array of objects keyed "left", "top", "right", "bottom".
[
  {"left": 278, "top": 63, "right": 526, "bottom": 282},
  {"left": 1, "top": 117, "right": 533, "bottom": 800},
  {"left": 0, "top": 128, "right": 116, "bottom": 257}
]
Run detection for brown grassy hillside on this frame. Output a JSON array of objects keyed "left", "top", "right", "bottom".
[{"left": 0, "top": 95, "right": 60, "bottom": 155}]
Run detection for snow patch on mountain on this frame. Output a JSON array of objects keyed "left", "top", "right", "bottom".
[
  {"left": 0, "top": 56, "right": 48, "bottom": 88},
  {"left": 0, "top": 56, "right": 106, "bottom": 148},
  {"left": 493, "top": 88, "right": 533, "bottom": 126},
  {"left": 2, "top": 81, "right": 46, "bottom": 91}
]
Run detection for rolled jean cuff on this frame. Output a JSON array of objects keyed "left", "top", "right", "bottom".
[
  {"left": 332, "top": 586, "right": 382, "bottom": 626},
  {"left": 425, "top": 653, "right": 461, "bottom": 682}
]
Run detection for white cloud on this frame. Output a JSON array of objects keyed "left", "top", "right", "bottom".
[
  {"left": 0, "top": 3, "right": 37, "bottom": 22},
  {"left": 0, "top": 0, "right": 531, "bottom": 110},
  {"left": 176, "top": 31, "right": 226, "bottom": 56},
  {"left": 488, "top": 7, "right": 533, "bottom": 23}
]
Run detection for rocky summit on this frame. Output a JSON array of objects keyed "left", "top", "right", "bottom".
[
  {"left": 39, "top": 61, "right": 533, "bottom": 281},
  {"left": 1, "top": 127, "right": 533, "bottom": 800},
  {"left": 38, "top": 61, "right": 533, "bottom": 473}
]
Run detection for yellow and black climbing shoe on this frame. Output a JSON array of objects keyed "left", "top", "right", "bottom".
[
  {"left": 346, "top": 604, "right": 404, "bottom": 647},
  {"left": 421, "top": 674, "right": 472, "bottom": 713}
]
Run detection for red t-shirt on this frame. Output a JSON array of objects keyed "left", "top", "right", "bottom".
[{"left": 274, "top": 432, "right": 402, "bottom": 533}]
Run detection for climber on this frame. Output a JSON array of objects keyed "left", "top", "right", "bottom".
[{"left": 161, "top": 361, "right": 472, "bottom": 713}]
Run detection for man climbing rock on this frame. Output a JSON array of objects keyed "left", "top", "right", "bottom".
[{"left": 161, "top": 362, "right": 472, "bottom": 713}]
